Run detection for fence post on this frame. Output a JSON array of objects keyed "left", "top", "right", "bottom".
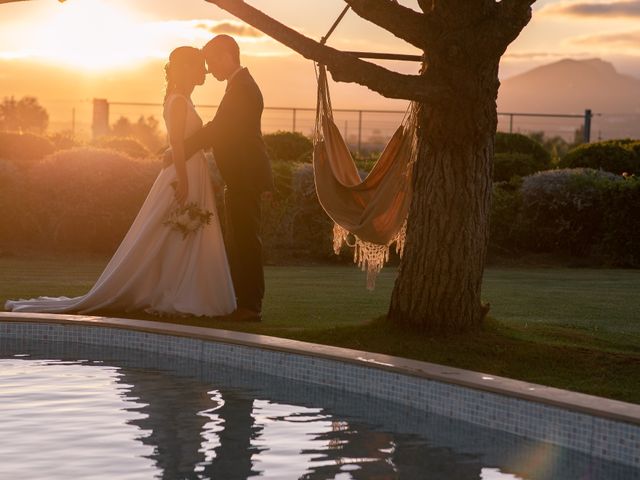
[
  {"left": 509, "top": 114, "right": 514, "bottom": 133},
  {"left": 358, "top": 110, "right": 363, "bottom": 154},
  {"left": 292, "top": 108, "right": 297, "bottom": 132},
  {"left": 583, "top": 109, "right": 592, "bottom": 143},
  {"left": 92, "top": 98, "right": 109, "bottom": 139}
]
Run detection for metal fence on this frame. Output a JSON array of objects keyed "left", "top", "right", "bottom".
[{"left": 39, "top": 98, "right": 640, "bottom": 153}]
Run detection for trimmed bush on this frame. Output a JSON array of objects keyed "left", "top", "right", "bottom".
[
  {"left": 519, "top": 168, "right": 619, "bottom": 254},
  {"left": 490, "top": 178, "right": 524, "bottom": 253},
  {"left": 92, "top": 136, "right": 151, "bottom": 159},
  {"left": 22, "top": 147, "right": 160, "bottom": 252},
  {"left": 0, "top": 159, "right": 25, "bottom": 249},
  {"left": 559, "top": 139, "right": 640, "bottom": 175},
  {"left": 290, "top": 163, "right": 335, "bottom": 258},
  {"left": 0, "top": 131, "right": 54, "bottom": 169},
  {"left": 597, "top": 175, "right": 640, "bottom": 266},
  {"left": 493, "top": 152, "right": 542, "bottom": 182},
  {"left": 263, "top": 131, "right": 313, "bottom": 162},
  {"left": 495, "top": 132, "right": 551, "bottom": 168},
  {"left": 489, "top": 167, "right": 640, "bottom": 265},
  {"left": 48, "top": 131, "right": 81, "bottom": 151},
  {"left": 492, "top": 133, "right": 552, "bottom": 182},
  {"left": 261, "top": 160, "right": 298, "bottom": 258}
]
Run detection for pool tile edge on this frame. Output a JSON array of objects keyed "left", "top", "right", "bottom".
[{"left": 1, "top": 311, "right": 638, "bottom": 428}]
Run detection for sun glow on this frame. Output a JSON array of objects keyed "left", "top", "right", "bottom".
[
  {"left": 29, "top": 0, "right": 159, "bottom": 71},
  {"left": 1, "top": 0, "right": 287, "bottom": 73}
]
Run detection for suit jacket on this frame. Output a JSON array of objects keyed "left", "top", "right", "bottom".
[{"left": 185, "top": 68, "right": 273, "bottom": 193}]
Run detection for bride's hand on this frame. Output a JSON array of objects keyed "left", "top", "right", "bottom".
[
  {"left": 174, "top": 179, "right": 188, "bottom": 206},
  {"left": 162, "top": 148, "right": 173, "bottom": 168}
]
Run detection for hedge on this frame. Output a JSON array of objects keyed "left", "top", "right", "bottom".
[
  {"left": 559, "top": 139, "right": 640, "bottom": 175},
  {"left": 263, "top": 131, "right": 313, "bottom": 163},
  {"left": 0, "top": 131, "right": 55, "bottom": 169},
  {"left": 2, "top": 143, "right": 638, "bottom": 268},
  {"left": 92, "top": 136, "right": 151, "bottom": 159},
  {"left": 493, "top": 132, "right": 552, "bottom": 182},
  {"left": 495, "top": 132, "right": 551, "bottom": 168},
  {"left": 0, "top": 147, "right": 160, "bottom": 252},
  {"left": 491, "top": 168, "right": 639, "bottom": 266}
]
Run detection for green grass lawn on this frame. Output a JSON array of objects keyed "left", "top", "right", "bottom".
[{"left": 1, "top": 255, "right": 639, "bottom": 403}]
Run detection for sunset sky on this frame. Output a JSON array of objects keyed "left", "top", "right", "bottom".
[{"left": 1, "top": 0, "right": 640, "bottom": 133}]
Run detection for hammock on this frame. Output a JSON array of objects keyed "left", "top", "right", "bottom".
[{"left": 313, "top": 65, "right": 418, "bottom": 289}]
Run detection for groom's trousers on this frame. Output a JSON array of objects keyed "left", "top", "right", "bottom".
[{"left": 224, "top": 188, "right": 265, "bottom": 313}]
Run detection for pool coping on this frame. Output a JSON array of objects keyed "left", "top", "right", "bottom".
[{"left": 1, "top": 311, "right": 639, "bottom": 427}]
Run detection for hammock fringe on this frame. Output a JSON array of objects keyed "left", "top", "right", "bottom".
[{"left": 333, "top": 222, "right": 408, "bottom": 290}]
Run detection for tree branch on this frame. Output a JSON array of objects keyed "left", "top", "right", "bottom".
[
  {"left": 343, "top": 0, "right": 428, "bottom": 50},
  {"left": 416, "top": 0, "right": 433, "bottom": 14},
  {"left": 205, "top": 0, "right": 444, "bottom": 102},
  {"left": 495, "top": 0, "right": 537, "bottom": 53}
]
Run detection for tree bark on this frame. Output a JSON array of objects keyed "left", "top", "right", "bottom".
[{"left": 388, "top": 106, "right": 495, "bottom": 333}]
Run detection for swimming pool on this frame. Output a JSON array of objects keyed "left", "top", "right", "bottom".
[{"left": 1, "top": 313, "right": 639, "bottom": 479}]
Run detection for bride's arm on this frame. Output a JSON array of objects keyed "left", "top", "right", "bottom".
[{"left": 167, "top": 97, "right": 189, "bottom": 206}]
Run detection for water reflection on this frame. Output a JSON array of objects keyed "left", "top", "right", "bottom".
[{"left": 1, "top": 339, "right": 638, "bottom": 480}]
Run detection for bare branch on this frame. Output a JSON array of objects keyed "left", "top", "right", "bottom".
[
  {"left": 205, "top": 0, "right": 444, "bottom": 102},
  {"left": 343, "top": 0, "right": 428, "bottom": 50}
]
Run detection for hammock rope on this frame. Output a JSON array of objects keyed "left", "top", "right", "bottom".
[{"left": 312, "top": 64, "right": 418, "bottom": 289}]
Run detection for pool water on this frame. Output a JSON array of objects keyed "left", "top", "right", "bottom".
[{"left": 0, "top": 340, "right": 637, "bottom": 480}]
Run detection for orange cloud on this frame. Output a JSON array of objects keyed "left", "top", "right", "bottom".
[
  {"left": 195, "top": 20, "right": 264, "bottom": 38},
  {"left": 570, "top": 29, "right": 640, "bottom": 48},
  {"left": 542, "top": 0, "right": 640, "bottom": 17}
]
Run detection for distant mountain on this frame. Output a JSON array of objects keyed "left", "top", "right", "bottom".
[{"left": 498, "top": 58, "right": 640, "bottom": 115}]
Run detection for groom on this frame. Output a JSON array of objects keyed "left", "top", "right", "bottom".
[{"left": 183, "top": 35, "right": 273, "bottom": 322}]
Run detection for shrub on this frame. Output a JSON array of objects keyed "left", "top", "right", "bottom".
[
  {"left": 493, "top": 152, "right": 542, "bottom": 182},
  {"left": 92, "top": 136, "right": 151, "bottom": 158},
  {"left": 290, "top": 163, "right": 335, "bottom": 258},
  {"left": 353, "top": 151, "right": 379, "bottom": 173},
  {"left": 261, "top": 160, "right": 298, "bottom": 258},
  {"left": 495, "top": 132, "right": 551, "bottom": 170},
  {"left": 23, "top": 147, "right": 160, "bottom": 253},
  {"left": 48, "top": 131, "right": 81, "bottom": 151},
  {"left": 0, "top": 159, "right": 25, "bottom": 249},
  {"left": 263, "top": 131, "right": 313, "bottom": 162},
  {"left": 559, "top": 139, "right": 640, "bottom": 175},
  {"left": 519, "top": 168, "right": 622, "bottom": 255},
  {"left": 260, "top": 160, "right": 345, "bottom": 262},
  {"left": 490, "top": 178, "right": 524, "bottom": 253},
  {"left": 597, "top": 175, "right": 640, "bottom": 266},
  {"left": 0, "top": 131, "right": 54, "bottom": 169},
  {"left": 489, "top": 168, "right": 640, "bottom": 265}
]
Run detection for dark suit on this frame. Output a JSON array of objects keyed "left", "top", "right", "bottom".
[{"left": 185, "top": 68, "right": 273, "bottom": 312}]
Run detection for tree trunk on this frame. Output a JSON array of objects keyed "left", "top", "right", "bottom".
[{"left": 388, "top": 56, "right": 499, "bottom": 334}]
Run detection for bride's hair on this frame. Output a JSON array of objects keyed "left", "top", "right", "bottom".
[{"left": 164, "top": 46, "right": 203, "bottom": 102}]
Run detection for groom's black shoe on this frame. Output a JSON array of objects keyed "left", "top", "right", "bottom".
[{"left": 229, "top": 307, "right": 262, "bottom": 322}]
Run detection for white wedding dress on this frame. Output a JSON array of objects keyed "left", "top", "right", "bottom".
[{"left": 5, "top": 94, "right": 236, "bottom": 317}]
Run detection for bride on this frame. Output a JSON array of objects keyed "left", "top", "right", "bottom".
[{"left": 5, "top": 46, "right": 237, "bottom": 317}]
